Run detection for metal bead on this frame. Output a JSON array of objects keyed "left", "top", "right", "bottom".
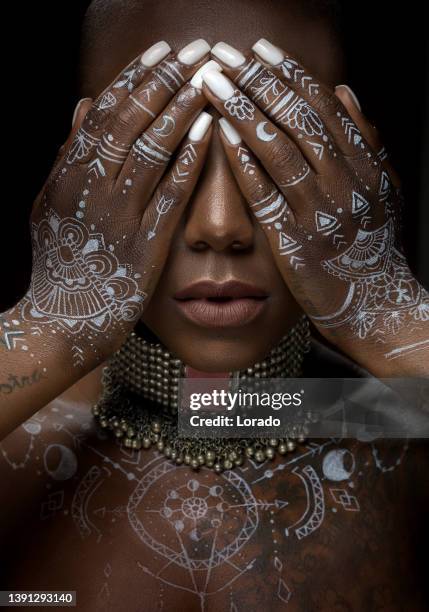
[
  {"left": 142, "top": 437, "right": 151, "bottom": 449},
  {"left": 269, "top": 438, "right": 279, "bottom": 447},
  {"left": 157, "top": 440, "right": 164, "bottom": 452},
  {"left": 265, "top": 447, "right": 275, "bottom": 460},
  {"left": 255, "top": 450, "right": 265, "bottom": 462},
  {"left": 287, "top": 440, "right": 296, "bottom": 452},
  {"left": 223, "top": 459, "right": 233, "bottom": 470},
  {"left": 191, "top": 458, "right": 200, "bottom": 470},
  {"left": 206, "top": 450, "right": 216, "bottom": 462},
  {"left": 197, "top": 455, "right": 205, "bottom": 465},
  {"left": 245, "top": 447, "right": 254, "bottom": 457},
  {"left": 151, "top": 420, "right": 161, "bottom": 433},
  {"left": 131, "top": 439, "right": 141, "bottom": 450},
  {"left": 184, "top": 454, "right": 192, "bottom": 465},
  {"left": 278, "top": 443, "right": 288, "bottom": 455},
  {"left": 164, "top": 446, "right": 172, "bottom": 458},
  {"left": 214, "top": 463, "right": 223, "bottom": 474}
]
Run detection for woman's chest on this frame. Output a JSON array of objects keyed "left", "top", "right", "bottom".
[{"left": 0, "top": 406, "right": 426, "bottom": 612}]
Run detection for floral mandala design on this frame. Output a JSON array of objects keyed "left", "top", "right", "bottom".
[
  {"left": 225, "top": 91, "right": 255, "bottom": 121},
  {"left": 319, "top": 220, "right": 429, "bottom": 339},
  {"left": 21, "top": 210, "right": 145, "bottom": 335}
]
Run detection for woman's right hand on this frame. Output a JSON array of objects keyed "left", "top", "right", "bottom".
[
  {"left": 0, "top": 39, "right": 215, "bottom": 427},
  {"left": 23, "top": 39, "right": 214, "bottom": 366}
]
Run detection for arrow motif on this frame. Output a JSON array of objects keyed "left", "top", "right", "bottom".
[
  {"left": 341, "top": 116, "right": 364, "bottom": 147},
  {"left": 147, "top": 195, "right": 175, "bottom": 240},
  {"left": 301, "top": 76, "right": 319, "bottom": 96},
  {"left": 31, "top": 326, "right": 42, "bottom": 336},
  {"left": 172, "top": 144, "right": 196, "bottom": 183},
  {"left": 2, "top": 329, "right": 25, "bottom": 350},
  {"left": 289, "top": 255, "right": 305, "bottom": 270},
  {"left": 237, "top": 146, "right": 255, "bottom": 175},
  {"left": 72, "top": 345, "right": 84, "bottom": 367},
  {"left": 333, "top": 234, "right": 347, "bottom": 250},
  {"left": 360, "top": 215, "right": 372, "bottom": 228},
  {"left": 88, "top": 158, "right": 106, "bottom": 179},
  {"left": 72, "top": 347, "right": 84, "bottom": 368},
  {"left": 255, "top": 498, "right": 289, "bottom": 511}
]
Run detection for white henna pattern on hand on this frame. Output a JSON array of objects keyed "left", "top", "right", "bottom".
[{"left": 20, "top": 211, "right": 146, "bottom": 363}]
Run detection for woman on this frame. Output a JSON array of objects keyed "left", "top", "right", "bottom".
[{"left": 1, "top": 0, "right": 428, "bottom": 609}]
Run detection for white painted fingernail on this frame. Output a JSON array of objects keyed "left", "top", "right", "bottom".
[
  {"left": 190, "top": 60, "right": 223, "bottom": 89},
  {"left": 335, "top": 84, "right": 362, "bottom": 112},
  {"left": 219, "top": 118, "right": 241, "bottom": 145},
  {"left": 189, "top": 112, "right": 213, "bottom": 142},
  {"left": 141, "top": 41, "right": 171, "bottom": 67},
  {"left": 211, "top": 42, "right": 246, "bottom": 68},
  {"left": 202, "top": 70, "right": 235, "bottom": 100},
  {"left": 252, "top": 38, "right": 284, "bottom": 66},
  {"left": 72, "top": 97, "right": 91, "bottom": 127},
  {"left": 178, "top": 39, "right": 211, "bottom": 65}
]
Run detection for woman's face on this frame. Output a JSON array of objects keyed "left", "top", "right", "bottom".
[{"left": 82, "top": 0, "right": 345, "bottom": 371}]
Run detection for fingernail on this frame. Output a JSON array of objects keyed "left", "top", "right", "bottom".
[
  {"left": 178, "top": 39, "right": 211, "bottom": 65},
  {"left": 141, "top": 41, "right": 171, "bottom": 67},
  {"left": 335, "top": 84, "right": 362, "bottom": 112},
  {"left": 219, "top": 118, "right": 241, "bottom": 145},
  {"left": 211, "top": 42, "right": 246, "bottom": 68},
  {"left": 72, "top": 97, "right": 92, "bottom": 127},
  {"left": 202, "top": 70, "right": 235, "bottom": 100},
  {"left": 189, "top": 111, "right": 213, "bottom": 142},
  {"left": 190, "top": 60, "right": 222, "bottom": 89},
  {"left": 252, "top": 38, "right": 284, "bottom": 65}
]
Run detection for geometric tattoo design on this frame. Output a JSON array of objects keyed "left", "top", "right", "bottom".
[
  {"left": 19, "top": 210, "right": 146, "bottom": 362},
  {"left": 236, "top": 59, "right": 336, "bottom": 160},
  {"left": 312, "top": 219, "right": 429, "bottom": 343}
]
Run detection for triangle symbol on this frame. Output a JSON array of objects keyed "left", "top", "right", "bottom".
[
  {"left": 352, "top": 191, "right": 369, "bottom": 215},
  {"left": 307, "top": 141, "right": 323, "bottom": 160},
  {"left": 315, "top": 211, "right": 337, "bottom": 232},
  {"left": 275, "top": 499, "right": 289, "bottom": 509},
  {"left": 279, "top": 232, "right": 296, "bottom": 250},
  {"left": 379, "top": 171, "right": 390, "bottom": 196}
]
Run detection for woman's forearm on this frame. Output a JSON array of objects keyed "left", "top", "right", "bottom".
[{"left": 0, "top": 299, "right": 100, "bottom": 440}]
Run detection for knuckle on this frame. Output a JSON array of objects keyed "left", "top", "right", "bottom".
[
  {"left": 161, "top": 180, "right": 185, "bottom": 204},
  {"left": 116, "top": 103, "right": 141, "bottom": 131},
  {"left": 311, "top": 90, "right": 342, "bottom": 117},
  {"left": 83, "top": 105, "right": 109, "bottom": 130},
  {"left": 268, "top": 140, "right": 298, "bottom": 170}
]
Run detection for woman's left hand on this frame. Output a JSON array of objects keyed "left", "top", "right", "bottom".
[{"left": 202, "top": 40, "right": 429, "bottom": 376}]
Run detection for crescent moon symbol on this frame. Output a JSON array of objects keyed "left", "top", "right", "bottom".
[
  {"left": 43, "top": 444, "right": 78, "bottom": 481},
  {"left": 322, "top": 449, "right": 355, "bottom": 482},
  {"left": 154, "top": 114, "right": 176, "bottom": 138},
  {"left": 256, "top": 121, "right": 277, "bottom": 142}
]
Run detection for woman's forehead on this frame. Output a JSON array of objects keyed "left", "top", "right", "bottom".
[{"left": 80, "top": 0, "right": 346, "bottom": 97}]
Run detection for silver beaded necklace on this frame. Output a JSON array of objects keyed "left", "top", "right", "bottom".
[{"left": 92, "top": 315, "right": 311, "bottom": 472}]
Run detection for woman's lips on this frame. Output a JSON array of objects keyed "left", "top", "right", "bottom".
[{"left": 173, "top": 280, "right": 268, "bottom": 328}]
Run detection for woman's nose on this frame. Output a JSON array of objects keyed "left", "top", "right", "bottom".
[{"left": 183, "top": 125, "right": 255, "bottom": 252}]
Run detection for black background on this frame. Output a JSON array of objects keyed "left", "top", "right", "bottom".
[{"left": 1, "top": 1, "right": 428, "bottom": 310}]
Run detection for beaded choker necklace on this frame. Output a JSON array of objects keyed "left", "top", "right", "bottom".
[{"left": 92, "top": 315, "right": 311, "bottom": 472}]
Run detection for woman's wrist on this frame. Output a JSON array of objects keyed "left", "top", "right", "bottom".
[{"left": 0, "top": 298, "right": 104, "bottom": 437}]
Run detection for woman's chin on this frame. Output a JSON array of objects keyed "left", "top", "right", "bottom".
[{"left": 162, "top": 337, "right": 282, "bottom": 373}]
